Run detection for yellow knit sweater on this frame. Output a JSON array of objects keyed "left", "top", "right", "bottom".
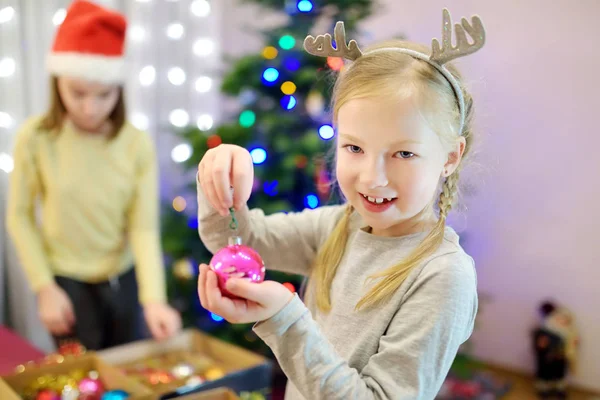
[{"left": 6, "top": 116, "right": 166, "bottom": 304}]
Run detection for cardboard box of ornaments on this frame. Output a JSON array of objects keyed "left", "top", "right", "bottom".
[
  {"left": 0, "top": 352, "right": 155, "bottom": 399},
  {"left": 0, "top": 371, "right": 239, "bottom": 400},
  {"left": 96, "top": 328, "right": 273, "bottom": 399},
  {"left": 177, "top": 388, "right": 239, "bottom": 400},
  {"left": 0, "top": 360, "right": 241, "bottom": 400}
]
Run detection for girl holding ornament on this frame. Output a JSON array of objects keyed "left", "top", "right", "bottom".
[
  {"left": 197, "top": 9, "right": 485, "bottom": 400},
  {"left": 6, "top": 0, "right": 181, "bottom": 350}
]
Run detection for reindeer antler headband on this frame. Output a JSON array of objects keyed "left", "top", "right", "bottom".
[{"left": 303, "top": 9, "right": 486, "bottom": 135}]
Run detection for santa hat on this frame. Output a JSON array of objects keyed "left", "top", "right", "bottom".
[{"left": 46, "top": 0, "right": 127, "bottom": 84}]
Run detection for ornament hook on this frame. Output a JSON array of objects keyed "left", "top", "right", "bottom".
[{"left": 228, "top": 207, "right": 238, "bottom": 231}]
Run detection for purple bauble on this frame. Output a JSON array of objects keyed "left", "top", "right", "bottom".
[{"left": 210, "top": 236, "right": 266, "bottom": 298}]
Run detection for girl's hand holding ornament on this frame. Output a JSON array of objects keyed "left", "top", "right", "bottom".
[
  {"left": 197, "top": 143, "right": 293, "bottom": 323},
  {"left": 197, "top": 264, "right": 293, "bottom": 324}
]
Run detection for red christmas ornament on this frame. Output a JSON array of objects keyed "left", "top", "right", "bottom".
[
  {"left": 209, "top": 236, "right": 266, "bottom": 298},
  {"left": 147, "top": 370, "right": 175, "bottom": 385},
  {"left": 207, "top": 134, "right": 222, "bottom": 149},
  {"left": 35, "top": 389, "right": 60, "bottom": 400},
  {"left": 449, "top": 380, "right": 482, "bottom": 397},
  {"left": 283, "top": 282, "right": 296, "bottom": 293},
  {"left": 58, "top": 340, "right": 86, "bottom": 356},
  {"left": 326, "top": 57, "right": 344, "bottom": 71},
  {"left": 295, "top": 155, "right": 308, "bottom": 168}
]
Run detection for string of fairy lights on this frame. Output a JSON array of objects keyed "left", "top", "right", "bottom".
[
  {"left": 0, "top": 0, "right": 220, "bottom": 175},
  {"left": 0, "top": 0, "right": 337, "bottom": 326},
  {"left": 170, "top": 0, "right": 338, "bottom": 216},
  {"left": 1, "top": 0, "right": 335, "bottom": 218}
]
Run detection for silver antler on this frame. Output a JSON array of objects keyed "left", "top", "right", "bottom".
[
  {"left": 430, "top": 8, "right": 485, "bottom": 65},
  {"left": 303, "top": 21, "right": 362, "bottom": 61}
]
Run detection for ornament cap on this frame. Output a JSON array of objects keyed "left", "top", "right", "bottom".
[{"left": 228, "top": 236, "right": 243, "bottom": 246}]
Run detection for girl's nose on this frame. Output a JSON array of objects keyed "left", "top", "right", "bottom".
[{"left": 361, "top": 157, "right": 389, "bottom": 188}]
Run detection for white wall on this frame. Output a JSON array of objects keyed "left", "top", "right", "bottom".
[{"left": 219, "top": 0, "right": 600, "bottom": 391}]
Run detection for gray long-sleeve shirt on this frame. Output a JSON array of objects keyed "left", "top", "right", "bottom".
[{"left": 197, "top": 183, "right": 478, "bottom": 400}]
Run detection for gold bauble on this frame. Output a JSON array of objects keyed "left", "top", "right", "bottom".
[{"left": 173, "top": 258, "right": 195, "bottom": 280}]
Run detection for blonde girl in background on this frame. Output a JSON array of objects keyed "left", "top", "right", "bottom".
[
  {"left": 6, "top": 0, "right": 181, "bottom": 350},
  {"left": 197, "top": 9, "right": 485, "bottom": 399}
]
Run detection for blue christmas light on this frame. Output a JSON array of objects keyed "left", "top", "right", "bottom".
[
  {"left": 262, "top": 67, "right": 279, "bottom": 83},
  {"left": 318, "top": 124, "right": 335, "bottom": 140},
  {"left": 297, "top": 0, "right": 313, "bottom": 12},
  {"left": 305, "top": 194, "right": 319, "bottom": 209},
  {"left": 263, "top": 180, "right": 279, "bottom": 196},
  {"left": 250, "top": 147, "right": 267, "bottom": 164},
  {"left": 210, "top": 313, "right": 224, "bottom": 322},
  {"left": 187, "top": 217, "right": 198, "bottom": 229},
  {"left": 283, "top": 57, "right": 301, "bottom": 71},
  {"left": 281, "top": 95, "right": 297, "bottom": 110}
]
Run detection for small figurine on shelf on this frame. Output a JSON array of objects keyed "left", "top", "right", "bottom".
[{"left": 532, "top": 300, "right": 580, "bottom": 399}]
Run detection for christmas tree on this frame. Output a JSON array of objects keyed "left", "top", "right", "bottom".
[{"left": 161, "top": 0, "right": 376, "bottom": 357}]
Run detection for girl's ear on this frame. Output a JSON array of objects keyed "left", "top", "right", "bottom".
[{"left": 442, "top": 137, "right": 466, "bottom": 177}]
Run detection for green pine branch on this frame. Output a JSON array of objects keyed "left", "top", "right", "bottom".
[{"left": 161, "top": 0, "right": 377, "bottom": 358}]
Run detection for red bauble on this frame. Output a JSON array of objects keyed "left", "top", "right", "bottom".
[
  {"left": 327, "top": 56, "right": 344, "bottom": 71},
  {"left": 207, "top": 134, "right": 222, "bottom": 149},
  {"left": 35, "top": 389, "right": 60, "bottom": 400},
  {"left": 209, "top": 237, "right": 266, "bottom": 298},
  {"left": 283, "top": 282, "right": 296, "bottom": 293},
  {"left": 58, "top": 340, "right": 86, "bottom": 356}
]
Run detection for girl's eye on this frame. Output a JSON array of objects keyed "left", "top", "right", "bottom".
[
  {"left": 396, "top": 151, "right": 415, "bottom": 159},
  {"left": 344, "top": 145, "right": 363, "bottom": 154}
]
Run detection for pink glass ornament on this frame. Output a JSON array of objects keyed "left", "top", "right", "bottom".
[
  {"left": 209, "top": 236, "right": 266, "bottom": 298},
  {"left": 78, "top": 377, "right": 104, "bottom": 396}
]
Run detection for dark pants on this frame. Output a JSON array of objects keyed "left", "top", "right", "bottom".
[{"left": 53, "top": 268, "right": 144, "bottom": 351}]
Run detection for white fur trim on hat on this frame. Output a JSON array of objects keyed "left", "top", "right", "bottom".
[{"left": 46, "top": 52, "right": 126, "bottom": 84}]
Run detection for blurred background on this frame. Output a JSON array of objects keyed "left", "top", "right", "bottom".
[{"left": 0, "top": 0, "right": 598, "bottom": 399}]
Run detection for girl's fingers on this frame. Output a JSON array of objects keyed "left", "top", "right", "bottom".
[
  {"left": 231, "top": 151, "right": 253, "bottom": 210},
  {"left": 198, "top": 264, "right": 209, "bottom": 307},
  {"left": 201, "top": 153, "right": 227, "bottom": 216},
  {"left": 211, "top": 149, "right": 233, "bottom": 212},
  {"left": 205, "top": 269, "right": 223, "bottom": 311}
]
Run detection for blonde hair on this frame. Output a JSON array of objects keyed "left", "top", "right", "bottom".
[
  {"left": 39, "top": 76, "right": 126, "bottom": 138},
  {"left": 312, "top": 40, "right": 474, "bottom": 312}
]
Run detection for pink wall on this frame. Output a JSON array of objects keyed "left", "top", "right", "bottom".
[
  {"left": 362, "top": 0, "right": 600, "bottom": 390},
  {"left": 222, "top": 0, "right": 600, "bottom": 391}
]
